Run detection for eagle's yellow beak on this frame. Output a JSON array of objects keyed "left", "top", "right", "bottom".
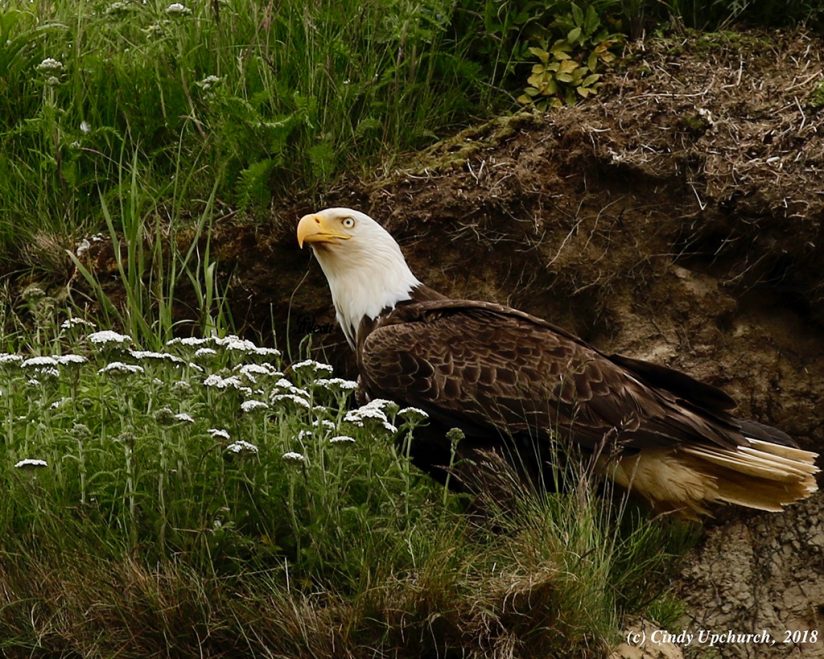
[{"left": 297, "top": 213, "right": 351, "bottom": 248}]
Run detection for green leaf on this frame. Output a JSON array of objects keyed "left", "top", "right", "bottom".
[
  {"left": 528, "top": 46, "right": 550, "bottom": 64},
  {"left": 558, "top": 60, "right": 578, "bottom": 75},
  {"left": 567, "top": 27, "right": 582, "bottom": 44},
  {"left": 584, "top": 5, "right": 600, "bottom": 34},
  {"left": 587, "top": 52, "right": 598, "bottom": 71},
  {"left": 571, "top": 2, "right": 584, "bottom": 26},
  {"left": 527, "top": 73, "right": 545, "bottom": 87},
  {"left": 527, "top": 72, "right": 547, "bottom": 87},
  {"left": 582, "top": 73, "right": 601, "bottom": 87},
  {"left": 552, "top": 38, "right": 572, "bottom": 52}
]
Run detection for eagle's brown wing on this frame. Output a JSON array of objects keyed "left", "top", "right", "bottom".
[{"left": 359, "top": 300, "right": 743, "bottom": 452}]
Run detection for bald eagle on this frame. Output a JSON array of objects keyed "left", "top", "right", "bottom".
[{"left": 297, "top": 208, "right": 819, "bottom": 517}]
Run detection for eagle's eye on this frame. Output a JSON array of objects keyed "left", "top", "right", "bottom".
[{"left": 342, "top": 217, "right": 355, "bottom": 229}]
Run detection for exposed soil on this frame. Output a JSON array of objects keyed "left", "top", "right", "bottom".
[{"left": 71, "top": 28, "right": 824, "bottom": 657}]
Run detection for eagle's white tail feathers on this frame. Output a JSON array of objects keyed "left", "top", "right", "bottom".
[{"left": 601, "top": 438, "right": 819, "bottom": 519}]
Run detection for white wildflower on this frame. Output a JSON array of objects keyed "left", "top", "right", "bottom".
[
  {"left": 282, "top": 451, "right": 306, "bottom": 465},
  {"left": 297, "top": 429, "right": 313, "bottom": 441},
  {"left": 291, "top": 359, "right": 334, "bottom": 376},
  {"left": 45, "top": 76, "right": 61, "bottom": 86},
  {"left": 207, "top": 428, "right": 231, "bottom": 440},
  {"left": 194, "top": 347, "right": 217, "bottom": 359},
  {"left": 56, "top": 354, "right": 87, "bottom": 366},
  {"left": 399, "top": 407, "right": 429, "bottom": 422},
  {"left": 22, "top": 285, "right": 45, "bottom": 300},
  {"left": 60, "top": 317, "right": 95, "bottom": 330},
  {"left": 271, "top": 393, "right": 311, "bottom": 410},
  {"left": 87, "top": 330, "right": 131, "bottom": 346},
  {"left": 172, "top": 380, "right": 192, "bottom": 393},
  {"left": 174, "top": 412, "right": 195, "bottom": 423},
  {"left": 240, "top": 400, "right": 269, "bottom": 413},
  {"left": 226, "top": 440, "right": 259, "bottom": 455},
  {"left": 37, "top": 58, "right": 63, "bottom": 73},
  {"left": 197, "top": 74, "right": 221, "bottom": 91},
  {"left": 361, "top": 398, "right": 395, "bottom": 412},
  {"left": 344, "top": 405, "right": 397, "bottom": 433},
  {"left": 36, "top": 367, "right": 60, "bottom": 378},
  {"left": 329, "top": 435, "right": 355, "bottom": 445},
  {"left": 27, "top": 378, "right": 41, "bottom": 386},
  {"left": 0, "top": 354, "right": 23, "bottom": 366},
  {"left": 129, "top": 350, "right": 184, "bottom": 365},
  {"left": 314, "top": 377, "right": 358, "bottom": 391},
  {"left": 143, "top": 23, "right": 163, "bottom": 36},
  {"left": 106, "top": 1, "right": 128, "bottom": 14},
  {"left": 80, "top": 120, "right": 91, "bottom": 134},
  {"left": 203, "top": 373, "right": 223, "bottom": 387},
  {"left": 50, "top": 397, "right": 70, "bottom": 409},
  {"left": 272, "top": 378, "right": 310, "bottom": 398},
  {"left": 165, "top": 2, "right": 191, "bottom": 15},
  {"left": 251, "top": 346, "right": 281, "bottom": 358},
  {"left": 313, "top": 419, "right": 336, "bottom": 430},
  {"left": 203, "top": 374, "right": 244, "bottom": 390},
  {"left": 237, "top": 363, "right": 280, "bottom": 379},
  {"left": 167, "top": 336, "right": 210, "bottom": 347},
  {"left": 222, "top": 337, "right": 258, "bottom": 353},
  {"left": 188, "top": 362, "right": 204, "bottom": 373},
  {"left": 21, "top": 356, "right": 58, "bottom": 368},
  {"left": 15, "top": 458, "right": 48, "bottom": 470},
  {"left": 98, "top": 361, "right": 144, "bottom": 375}
]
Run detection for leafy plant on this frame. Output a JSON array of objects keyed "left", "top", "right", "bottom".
[{"left": 518, "top": 3, "right": 623, "bottom": 108}]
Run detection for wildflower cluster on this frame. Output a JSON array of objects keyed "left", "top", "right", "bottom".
[{"left": 0, "top": 323, "right": 437, "bottom": 580}]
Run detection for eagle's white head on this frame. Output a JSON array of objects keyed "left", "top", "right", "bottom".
[{"left": 297, "top": 208, "right": 421, "bottom": 349}]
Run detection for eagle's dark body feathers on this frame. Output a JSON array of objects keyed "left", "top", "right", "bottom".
[{"left": 356, "top": 287, "right": 814, "bottom": 516}]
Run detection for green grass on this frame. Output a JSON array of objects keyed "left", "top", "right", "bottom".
[
  {"left": 0, "top": 0, "right": 495, "bottom": 269},
  {"left": 0, "top": 297, "right": 696, "bottom": 655}
]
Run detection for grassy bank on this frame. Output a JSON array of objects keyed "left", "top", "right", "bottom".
[
  {"left": 0, "top": 298, "right": 695, "bottom": 655},
  {"left": 1, "top": 0, "right": 495, "bottom": 272},
  {"left": 3, "top": 0, "right": 821, "bottom": 278}
]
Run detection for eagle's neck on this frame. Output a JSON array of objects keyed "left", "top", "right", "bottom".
[{"left": 313, "top": 243, "right": 422, "bottom": 350}]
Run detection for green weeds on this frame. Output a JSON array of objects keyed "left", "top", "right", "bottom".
[
  {"left": 0, "top": 304, "right": 694, "bottom": 655},
  {"left": 0, "top": 0, "right": 489, "bottom": 265}
]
